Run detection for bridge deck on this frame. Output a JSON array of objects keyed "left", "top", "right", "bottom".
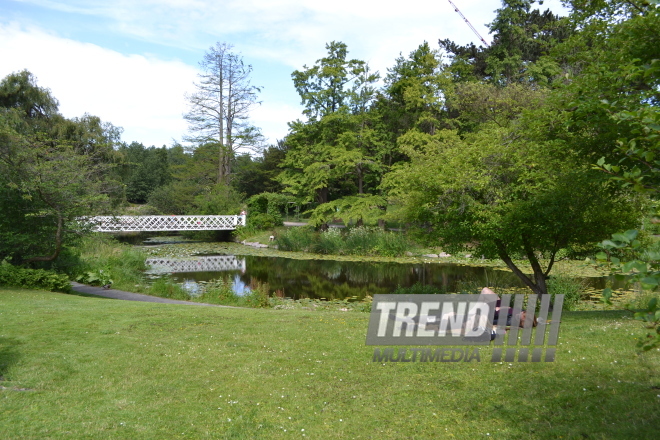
[{"left": 87, "top": 215, "right": 246, "bottom": 232}]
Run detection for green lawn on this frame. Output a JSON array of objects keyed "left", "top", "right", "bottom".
[{"left": 1, "top": 288, "right": 659, "bottom": 439}]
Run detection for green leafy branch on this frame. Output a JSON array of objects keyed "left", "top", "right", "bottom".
[{"left": 596, "top": 229, "right": 660, "bottom": 351}]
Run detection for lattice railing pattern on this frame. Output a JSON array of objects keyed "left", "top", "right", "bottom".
[
  {"left": 145, "top": 256, "right": 246, "bottom": 273},
  {"left": 87, "top": 215, "right": 246, "bottom": 232}
]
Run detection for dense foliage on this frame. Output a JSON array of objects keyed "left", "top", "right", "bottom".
[
  {"left": 273, "top": 0, "right": 656, "bottom": 293},
  {"left": 2, "top": 1, "right": 657, "bottom": 300},
  {"left": 0, "top": 70, "right": 121, "bottom": 264},
  {"left": 0, "top": 262, "right": 71, "bottom": 292}
]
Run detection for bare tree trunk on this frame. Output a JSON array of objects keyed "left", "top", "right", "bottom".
[
  {"left": 494, "top": 238, "right": 548, "bottom": 296},
  {"left": 184, "top": 42, "right": 262, "bottom": 185},
  {"left": 316, "top": 187, "right": 328, "bottom": 204},
  {"left": 357, "top": 164, "right": 363, "bottom": 194},
  {"left": 521, "top": 234, "right": 549, "bottom": 296},
  {"left": 218, "top": 52, "right": 225, "bottom": 184},
  {"left": 25, "top": 212, "right": 63, "bottom": 263}
]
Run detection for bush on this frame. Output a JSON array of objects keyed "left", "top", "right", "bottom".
[
  {"left": 193, "top": 183, "right": 243, "bottom": 216},
  {"left": 276, "top": 226, "right": 410, "bottom": 257},
  {"left": 189, "top": 277, "right": 271, "bottom": 308},
  {"left": 547, "top": 274, "right": 586, "bottom": 311},
  {"left": 76, "top": 267, "right": 113, "bottom": 287},
  {"left": 75, "top": 235, "right": 148, "bottom": 291},
  {"left": 374, "top": 231, "right": 408, "bottom": 257},
  {"left": 392, "top": 283, "right": 444, "bottom": 295},
  {"left": 627, "top": 289, "right": 660, "bottom": 311},
  {"left": 246, "top": 192, "right": 290, "bottom": 216},
  {"left": 344, "top": 226, "right": 409, "bottom": 257},
  {"left": 344, "top": 226, "right": 375, "bottom": 255},
  {"left": 147, "top": 181, "right": 198, "bottom": 215},
  {"left": 149, "top": 276, "right": 188, "bottom": 300},
  {"left": 233, "top": 225, "right": 258, "bottom": 242},
  {"left": 313, "top": 228, "right": 344, "bottom": 254},
  {"left": 277, "top": 227, "right": 316, "bottom": 252},
  {"left": 0, "top": 262, "right": 71, "bottom": 293},
  {"left": 248, "top": 212, "right": 283, "bottom": 230},
  {"left": 244, "top": 280, "right": 271, "bottom": 308}
]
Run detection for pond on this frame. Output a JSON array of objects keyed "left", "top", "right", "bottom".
[{"left": 145, "top": 253, "right": 624, "bottom": 301}]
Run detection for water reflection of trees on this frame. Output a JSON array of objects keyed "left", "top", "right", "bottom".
[
  {"left": 166, "top": 254, "right": 618, "bottom": 300},
  {"left": 240, "top": 256, "right": 524, "bottom": 300}
]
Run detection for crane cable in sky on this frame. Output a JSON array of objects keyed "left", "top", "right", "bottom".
[{"left": 446, "top": 0, "right": 490, "bottom": 47}]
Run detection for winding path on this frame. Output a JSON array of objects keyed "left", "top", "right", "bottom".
[{"left": 70, "top": 282, "right": 237, "bottom": 308}]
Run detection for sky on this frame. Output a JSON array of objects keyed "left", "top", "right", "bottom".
[{"left": 0, "top": 0, "right": 568, "bottom": 149}]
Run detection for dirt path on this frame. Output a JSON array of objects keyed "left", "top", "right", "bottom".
[{"left": 70, "top": 282, "right": 237, "bottom": 308}]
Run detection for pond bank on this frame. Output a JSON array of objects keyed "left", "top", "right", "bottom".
[
  {"left": 143, "top": 240, "right": 612, "bottom": 279},
  {"left": 69, "top": 282, "right": 237, "bottom": 307}
]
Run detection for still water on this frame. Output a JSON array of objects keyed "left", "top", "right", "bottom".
[{"left": 146, "top": 254, "right": 619, "bottom": 300}]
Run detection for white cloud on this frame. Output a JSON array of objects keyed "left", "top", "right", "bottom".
[
  {"left": 2, "top": 0, "right": 570, "bottom": 147},
  {"left": 0, "top": 22, "right": 197, "bottom": 147},
  {"left": 251, "top": 101, "right": 302, "bottom": 143},
  {"left": 12, "top": 1, "right": 569, "bottom": 71}
]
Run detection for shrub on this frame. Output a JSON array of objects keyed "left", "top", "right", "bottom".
[
  {"left": 313, "top": 228, "right": 344, "bottom": 254},
  {"left": 192, "top": 277, "right": 271, "bottom": 308},
  {"left": 244, "top": 280, "right": 271, "bottom": 308},
  {"left": 248, "top": 212, "right": 283, "bottom": 230},
  {"left": 344, "top": 226, "right": 409, "bottom": 257},
  {"left": 277, "top": 227, "right": 316, "bottom": 252},
  {"left": 547, "top": 274, "right": 586, "bottom": 311},
  {"left": 345, "top": 226, "right": 376, "bottom": 255},
  {"left": 233, "top": 225, "right": 258, "bottom": 242},
  {"left": 627, "top": 289, "right": 660, "bottom": 311},
  {"left": 374, "top": 231, "right": 408, "bottom": 257},
  {"left": 75, "top": 235, "right": 148, "bottom": 291},
  {"left": 76, "top": 267, "right": 113, "bottom": 286},
  {"left": 149, "top": 276, "right": 188, "bottom": 299},
  {"left": 392, "top": 283, "right": 444, "bottom": 295},
  {"left": 0, "top": 262, "right": 71, "bottom": 293}
]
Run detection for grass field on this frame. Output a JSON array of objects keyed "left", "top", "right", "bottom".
[{"left": 1, "top": 288, "right": 659, "bottom": 439}]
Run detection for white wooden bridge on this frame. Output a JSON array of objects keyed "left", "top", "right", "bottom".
[
  {"left": 86, "top": 215, "right": 246, "bottom": 232},
  {"left": 146, "top": 256, "right": 246, "bottom": 273}
]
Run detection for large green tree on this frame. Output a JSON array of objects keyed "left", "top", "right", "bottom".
[
  {"left": 440, "top": 0, "right": 572, "bottom": 85},
  {"left": 385, "top": 119, "right": 640, "bottom": 295},
  {"left": 282, "top": 42, "right": 382, "bottom": 208},
  {"left": 118, "top": 142, "right": 171, "bottom": 204},
  {"left": 0, "top": 71, "right": 118, "bottom": 264}
]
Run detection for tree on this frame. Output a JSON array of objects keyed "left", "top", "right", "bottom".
[
  {"left": 291, "top": 41, "right": 375, "bottom": 120},
  {"left": 0, "top": 69, "right": 58, "bottom": 119},
  {"left": 282, "top": 42, "right": 382, "bottom": 207},
  {"left": 232, "top": 143, "right": 287, "bottom": 197},
  {"left": 184, "top": 42, "right": 264, "bottom": 184},
  {"left": 556, "top": 1, "right": 660, "bottom": 349},
  {"left": 384, "top": 121, "right": 640, "bottom": 296},
  {"left": 118, "top": 142, "right": 171, "bottom": 204},
  {"left": 439, "top": 0, "right": 572, "bottom": 85},
  {"left": 0, "top": 71, "right": 116, "bottom": 264}
]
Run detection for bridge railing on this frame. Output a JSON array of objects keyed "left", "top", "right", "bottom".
[
  {"left": 86, "top": 215, "right": 246, "bottom": 232},
  {"left": 145, "top": 256, "right": 246, "bottom": 273}
]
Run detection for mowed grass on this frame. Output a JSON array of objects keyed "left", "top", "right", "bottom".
[{"left": 1, "top": 288, "right": 659, "bottom": 439}]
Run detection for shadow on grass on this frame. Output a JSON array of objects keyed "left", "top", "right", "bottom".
[
  {"left": 486, "top": 363, "right": 660, "bottom": 439},
  {"left": 0, "top": 337, "right": 21, "bottom": 381}
]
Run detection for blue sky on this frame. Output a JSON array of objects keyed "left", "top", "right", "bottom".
[{"left": 0, "top": 0, "right": 567, "bottom": 149}]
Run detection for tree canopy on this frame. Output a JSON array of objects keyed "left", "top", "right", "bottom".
[{"left": 0, "top": 70, "right": 120, "bottom": 264}]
